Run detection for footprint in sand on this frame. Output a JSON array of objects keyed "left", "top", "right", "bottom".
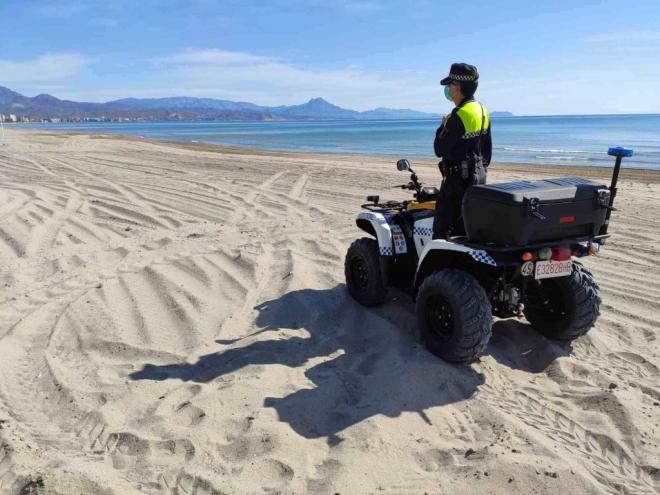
[{"left": 413, "top": 448, "right": 458, "bottom": 472}]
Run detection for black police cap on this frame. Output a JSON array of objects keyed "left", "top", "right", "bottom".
[{"left": 440, "top": 63, "right": 479, "bottom": 85}]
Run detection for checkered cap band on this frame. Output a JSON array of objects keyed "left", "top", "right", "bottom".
[
  {"left": 449, "top": 73, "right": 476, "bottom": 81},
  {"left": 468, "top": 250, "right": 497, "bottom": 266},
  {"left": 379, "top": 246, "right": 393, "bottom": 256}
]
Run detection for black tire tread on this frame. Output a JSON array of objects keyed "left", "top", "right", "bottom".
[
  {"left": 344, "top": 237, "right": 387, "bottom": 307},
  {"left": 525, "top": 261, "right": 601, "bottom": 340},
  {"left": 417, "top": 269, "right": 492, "bottom": 363}
]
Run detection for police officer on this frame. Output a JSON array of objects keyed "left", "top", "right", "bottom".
[{"left": 433, "top": 63, "right": 491, "bottom": 239}]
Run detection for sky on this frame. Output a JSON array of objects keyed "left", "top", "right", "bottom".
[{"left": 1, "top": 0, "right": 659, "bottom": 115}]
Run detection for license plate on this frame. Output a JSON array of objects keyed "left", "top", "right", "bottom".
[{"left": 535, "top": 259, "right": 572, "bottom": 280}]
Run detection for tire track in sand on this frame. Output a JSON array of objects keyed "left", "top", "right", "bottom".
[{"left": 478, "top": 368, "right": 657, "bottom": 494}]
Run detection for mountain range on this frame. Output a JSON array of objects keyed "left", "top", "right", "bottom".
[
  {"left": 0, "top": 85, "right": 512, "bottom": 121},
  {"left": 0, "top": 86, "right": 447, "bottom": 121}
]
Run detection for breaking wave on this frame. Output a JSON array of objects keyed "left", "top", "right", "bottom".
[
  {"left": 534, "top": 155, "right": 591, "bottom": 161},
  {"left": 497, "top": 147, "right": 606, "bottom": 155}
]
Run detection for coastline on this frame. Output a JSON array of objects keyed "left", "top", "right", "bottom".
[
  {"left": 0, "top": 127, "right": 658, "bottom": 494},
  {"left": 12, "top": 114, "right": 660, "bottom": 170},
  {"left": 9, "top": 126, "right": 660, "bottom": 183}
]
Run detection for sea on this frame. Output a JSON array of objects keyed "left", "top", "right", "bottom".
[{"left": 16, "top": 114, "right": 660, "bottom": 169}]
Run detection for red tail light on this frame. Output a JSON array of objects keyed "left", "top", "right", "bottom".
[
  {"left": 551, "top": 247, "right": 572, "bottom": 261},
  {"left": 560, "top": 215, "right": 576, "bottom": 223}
]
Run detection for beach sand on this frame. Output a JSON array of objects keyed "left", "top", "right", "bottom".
[{"left": 0, "top": 128, "right": 658, "bottom": 494}]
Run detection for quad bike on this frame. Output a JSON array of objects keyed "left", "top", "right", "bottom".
[{"left": 345, "top": 147, "right": 633, "bottom": 363}]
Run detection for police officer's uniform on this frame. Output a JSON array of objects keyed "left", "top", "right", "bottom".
[{"left": 433, "top": 63, "right": 491, "bottom": 238}]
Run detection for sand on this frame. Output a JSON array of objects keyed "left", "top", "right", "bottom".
[{"left": 0, "top": 128, "right": 658, "bottom": 494}]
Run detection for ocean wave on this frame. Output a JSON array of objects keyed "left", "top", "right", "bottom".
[
  {"left": 497, "top": 147, "right": 606, "bottom": 155},
  {"left": 534, "top": 155, "right": 590, "bottom": 161}
]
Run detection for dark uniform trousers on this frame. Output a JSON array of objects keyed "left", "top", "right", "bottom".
[
  {"left": 433, "top": 162, "right": 486, "bottom": 237},
  {"left": 432, "top": 97, "right": 491, "bottom": 237}
]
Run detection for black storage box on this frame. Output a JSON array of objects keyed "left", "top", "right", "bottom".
[{"left": 462, "top": 177, "right": 610, "bottom": 246}]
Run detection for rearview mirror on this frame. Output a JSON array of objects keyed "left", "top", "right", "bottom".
[{"left": 396, "top": 159, "right": 410, "bottom": 171}]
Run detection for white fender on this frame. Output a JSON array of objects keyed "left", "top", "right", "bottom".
[
  {"left": 416, "top": 239, "right": 498, "bottom": 279},
  {"left": 357, "top": 211, "right": 394, "bottom": 256}
]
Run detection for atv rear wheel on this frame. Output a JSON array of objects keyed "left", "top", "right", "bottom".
[
  {"left": 416, "top": 269, "right": 492, "bottom": 363},
  {"left": 524, "top": 261, "right": 601, "bottom": 341},
  {"left": 345, "top": 238, "right": 387, "bottom": 307}
]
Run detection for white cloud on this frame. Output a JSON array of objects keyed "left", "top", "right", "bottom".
[
  {"left": 152, "top": 48, "right": 270, "bottom": 67},
  {"left": 0, "top": 53, "right": 89, "bottom": 83},
  {"left": 148, "top": 48, "right": 439, "bottom": 110},
  {"left": 2, "top": 48, "right": 443, "bottom": 112}
]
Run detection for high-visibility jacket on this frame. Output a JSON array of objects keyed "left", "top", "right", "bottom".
[{"left": 434, "top": 97, "right": 491, "bottom": 170}]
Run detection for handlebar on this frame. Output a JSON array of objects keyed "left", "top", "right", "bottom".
[
  {"left": 392, "top": 182, "right": 416, "bottom": 190},
  {"left": 392, "top": 166, "right": 423, "bottom": 198},
  {"left": 380, "top": 159, "right": 428, "bottom": 205}
]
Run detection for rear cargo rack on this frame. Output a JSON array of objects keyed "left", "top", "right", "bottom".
[{"left": 453, "top": 234, "right": 610, "bottom": 252}]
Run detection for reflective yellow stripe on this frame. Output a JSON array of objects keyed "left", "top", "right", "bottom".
[{"left": 456, "top": 101, "right": 490, "bottom": 136}]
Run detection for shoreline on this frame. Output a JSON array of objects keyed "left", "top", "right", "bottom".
[{"left": 7, "top": 127, "right": 660, "bottom": 183}]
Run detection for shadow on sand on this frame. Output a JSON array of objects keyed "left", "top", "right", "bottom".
[
  {"left": 487, "top": 319, "right": 573, "bottom": 373},
  {"left": 130, "top": 285, "right": 570, "bottom": 439}
]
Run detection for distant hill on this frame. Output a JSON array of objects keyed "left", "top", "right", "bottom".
[
  {"left": 359, "top": 107, "right": 438, "bottom": 119},
  {"left": 0, "top": 86, "right": 442, "bottom": 122},
  {"left": 0, "top": 86, "right": 118, "bottom": 119},
  {"left": 111, "top": 96, "right": 264, "bottom": 113},
  {"left": 491, "top": 111, "right": 513, "bottom": 117},
  {"left": 268, "top": 97, "right": 359, "bottom": 119}
]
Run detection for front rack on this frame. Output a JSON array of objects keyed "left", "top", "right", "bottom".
[{"left": 360, "top": 201, "right": 408, "bottom": 212}]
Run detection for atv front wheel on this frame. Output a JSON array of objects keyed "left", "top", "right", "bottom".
[
  {"left": 345, "top": 238, "right": 387, "bottom": 307},
  {"left": 416, "top": 269, "right": 492, "bottom": 363},
  {"left": 524, "top": 261, "right": 601, "bottom": 340}
]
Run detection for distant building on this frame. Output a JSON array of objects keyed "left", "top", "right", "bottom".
[
  {"left": 8, "top": 114, "right": 17, "bottom": 122},
  {"left": 49, "top": 118, "right": 61, "bottom": 123}
]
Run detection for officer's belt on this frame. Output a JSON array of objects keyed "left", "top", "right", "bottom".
[
  {"left": 442, "top": 162, "right": 465, "bottom": 177},
  {"left": 445, "top": 164, "right": 461, "bottom": 175},
  {"left": 442, "top": 159, "right": 486, "bottom": 179}
]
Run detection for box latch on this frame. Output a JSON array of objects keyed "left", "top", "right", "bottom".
[
  {"left": 597, "top": 189, "right": 612, "bottom": 209},
  {"left": 527, "top": 197, "right": 546, "bottom": 220}
]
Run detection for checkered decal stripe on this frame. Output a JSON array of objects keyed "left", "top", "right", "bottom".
[
  {"left": 463, "top": 129, "right": 488, "bottom": 139},
  {"left": 413, "top": 226, "right": 433, "bottom": 237},
  {"left": 468, "top": 250, "right": 497, "bottom": 266},
  {"left": 379, "top": 246, "right": 393, "bottom": 256}
]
